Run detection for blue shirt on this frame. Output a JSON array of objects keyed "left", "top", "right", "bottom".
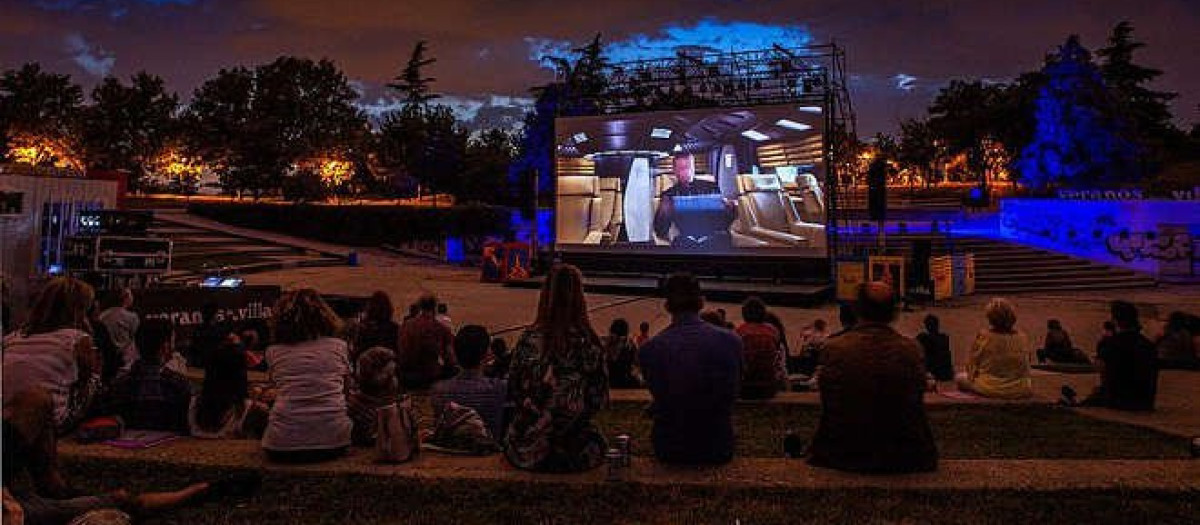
[
  {"left": 638, "top": 312, "right": 743, "bottom": 464},
  {"left": 431, "top": 369, "right": 508, "bottom": 439}
]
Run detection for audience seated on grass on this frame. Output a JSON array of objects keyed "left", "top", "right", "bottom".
[
  {"left": 791, "top": 318, "right": 828, "bottom": 376},
  {"left": 3, "top": 387, "right": 219, "bottom": 525},
  {"left": 398, "top": 294, "right": 458, "bottom": 390},
  {"left": 188, "top": 337, "right": 268, "bottom": 440},
  {"left": 639, "top": 273, "right": 742, "bottom": 465},
  {"left": 633, "top": 321, "right": 652, "bottom": 347},
  {"left": 100, "top": 319, "right": 193, "bottom": 434},
  {"left": 955, "top": 298, "right": 1033, "bottom": 399},
  {"left": 1082, "top": 301, "right": 1159, "bottom": 411},
  {"left": 602, "top": 318, "right": 642, "bottom": 389},
  {"left": 1037, "top": 319, "right": 1091, "bottom": 365},
  {"left": 348, "top": 347, "right": 402, "bottom": 446},
  {"left": 87, "top": 302, "right": 123, "bottom": 385},
  {"left": 916, "top": 315, "right": 955, "bottom": 382},
  {"left": 2, "top": 277, "right": 101, "bottom": 434},
  {"left": 262, "top": 289, "right": 352, "bottom": 464},
  {"left": 808, "top": 281, "right": 938, "bottom": 474},
  {"left": 187, "top": 302, "right": 230, "bottom": 369},
  {"left": 349, "top": 291, "right": 400, "bottom": 364},
  {"left": 503, "top": 264, "right": 609, "bottom": 473},
  {"left": 485, "top": 337, "right": 511, "bottom": 380},
  {"left": 764, "top": 310, "right": 790, "bottom": 379},
  {"left": 97, "top": 288, "right": 139, "bottom": 376},
  {"left": 736, "top": 297, "right": 783, "bottom": 400},
  {"left": 431, "top": 325, "right": 508, "bottom": 440},
  {"left": 1156, "top": 311, "right": 1199, "bottom": 370}
]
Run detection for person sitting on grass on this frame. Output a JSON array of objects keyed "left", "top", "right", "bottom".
[
  {"left": 262, "top": 289, "right": 353, "bottom": 463},
  {"left": 3, "top": 277, "right": 102, "bottom": 436},
  {"left": 432, "top": 325, "right": 508, "bottom": 440},
  {"left": 100, "top": 319, "right": 193, "bottom": 434},
  {"left": 398, "top": 294, "right": 458, "bottom": 390},
  {"left": 639, "top": 273, "right": 742, "bottom": 465},
  {"left": 1156, "top": 311, "right": 1198, "bottom": 370},
  {"left": 349, "top": 291, "right": 400, "bottom": 364},
  {"left": 955, "top": 298, "right": 1033, "bottom": 399},
  {"left": 504, "top": 264, "right": 609, "bottom": 473},
  {"left": 97, "top": 288, "right": 139, "bottom": 375},
  {"left": 633, "top": 321, "right": 652, "bottom": 347},
  {"left": 916, "top": 315, "right": 954, "bottom": 382},
  {"left": 1081, "top": 301, "right": 1159, "bottom": 411},
  {"left": 602, "top": 319, "right": 642, "bottom": 389},
  {"left": 807, "top": 282, "right": 937, "bottom": 474},
  {"left": 736, "top": 297, "right": 783, "bottom": 400},
  {"left": 188, "top": 336, "right": 268, "bottom": 440},
  {"left": 348, "top": 347, "right": 402, "bottom": 446},
  {"left": 1037, "top": 319, "right": 1091, "bottom": 365},
  {"left": 485, "top": 337, "right": 511, "bottom": 380},
  {"left": 4, "top": 387, "right": 232, "bottom": 525}
]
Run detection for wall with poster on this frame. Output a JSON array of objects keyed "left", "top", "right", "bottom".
[
  {"left": 836, "top": 260, "right": 866, "bottom": 301},
  {"left": 999, "top": 198, "right": 1200, "bottom": 276},
  {"left": 868, "top": 255, "right": 906, "bottom": 297}
]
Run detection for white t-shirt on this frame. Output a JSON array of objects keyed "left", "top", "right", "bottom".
[
  {"left": 2, "top": 328, "right": 89, "bottom": 425},
  {"left": 261, "top": 337, "right": 352, "bottom": 451},
  {"left": 99, "top": 307, "right": 139, "bottom": 373}
]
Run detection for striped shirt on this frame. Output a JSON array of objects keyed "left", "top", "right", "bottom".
[{"left": 430, "top": 370, "right": 507, "bottom": 439}]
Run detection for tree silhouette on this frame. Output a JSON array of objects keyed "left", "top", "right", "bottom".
[
  {"left": 81, "top": 72, "right": 179, "bottom": 189},
  {"left": 1016, "top": 36, "right": 1138, "bottom": 189},
  {"left": 512, "top": 34, "right": 609, "bottom": 206},
  {"left": 388, "top": 41, "right": 441, "bottom": 110},
  {"left": 184, "top": 57, "right": 367, "bottom": 198},
  {"left": 1097, "top": 21, "right": 1177, "bottom": 139},
  {"left": 0, "top": 63, "right": 84, "bottom": 170}
]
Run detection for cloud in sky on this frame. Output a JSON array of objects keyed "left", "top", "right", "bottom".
[
  {"left": 893, "top": 73, "right": 917, "bottom": 92},
  {"left": 526, "top": 18, "right": 814, "bottom": 66},
  {"left": 5, "top": 0, "right": 1198, "bottom": 135},
  {"left": 64, "top": 33, "right": 114, "bottom": 77}
]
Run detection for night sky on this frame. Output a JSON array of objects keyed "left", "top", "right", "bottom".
[{"left": 3, "top": 0, "right": 1198, "bottom": 135}]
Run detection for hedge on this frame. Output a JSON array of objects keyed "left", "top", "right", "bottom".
[{"left": 187, "top": 202, "right": 515, "bottom": 247}]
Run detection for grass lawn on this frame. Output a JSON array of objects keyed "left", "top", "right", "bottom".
[
  {"left": 592, "top": 402, "right": 1192, "bottom": 459},
  {"left": 54, "top": 402, "right": 1194, "bottom": 524},
  {"left": 60, "top": 459, "right": 1197, "bottom": 525}
]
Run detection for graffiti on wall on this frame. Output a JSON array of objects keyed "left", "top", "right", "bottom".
[{"left": 1106, "top": 230, "right": 1193, "bottom": 262}]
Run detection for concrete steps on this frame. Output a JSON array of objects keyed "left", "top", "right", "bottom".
[{"left": 865, "top": 234, "right": 1156, "bottom": 294}]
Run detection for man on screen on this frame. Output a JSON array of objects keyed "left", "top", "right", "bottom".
[{"left": 653, "top": 153, "right": 736, "bottom": 249}]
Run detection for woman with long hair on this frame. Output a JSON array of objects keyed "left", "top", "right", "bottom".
[
  {"left": 503, "top": 264, "right": 609, "bottom": 472},
  {"left": 189, "top": 337, "right": 268, "bottom": 439},
  {"left": 349, "top": 291, "right": 400, "bottom": 363},
  {"left": 955, "top": 298, "right": 1033, "bottom": 399},
  {"left": 261, "top": 289, "right": 352, "bottom": 463},
  {"left": 2, "top": 277, "right": 102, "bottom": 433}
]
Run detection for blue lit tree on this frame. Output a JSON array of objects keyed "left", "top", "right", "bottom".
[
  {"left": 1016, "top": 36, "right": 1139, "bottom": 189},
  {"left": 509, "top": 35, "right": 608, "bottom": 207}
]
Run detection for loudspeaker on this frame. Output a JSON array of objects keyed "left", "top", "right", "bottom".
[
  {"left": 867, "top": 159, "right": 887, "bottom": 222},
  {"left": 911, "top": 239, "right": 932, "bottom": 285}
]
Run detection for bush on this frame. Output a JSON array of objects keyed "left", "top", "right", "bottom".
[{"left": 187, "top": 202, "right": 514, "bottom": 246}]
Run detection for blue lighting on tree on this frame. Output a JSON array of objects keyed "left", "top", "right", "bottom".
[{"left": 1016, "top": 36, "right": 1139, "bottom": 190}]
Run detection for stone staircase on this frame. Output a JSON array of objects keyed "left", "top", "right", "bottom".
[
  {"left": 144, "top": 210, "right": 345, "bottom": 283},
  {"left": 852, "top": 233, "right": 1157, "bottom": 294}
]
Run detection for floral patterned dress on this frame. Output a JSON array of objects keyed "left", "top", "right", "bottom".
[{"left": 503, "top": 328, "right": 609, "bottom": 472}]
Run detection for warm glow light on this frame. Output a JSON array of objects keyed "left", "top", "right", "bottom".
[
  {"left": 5, "top": 134, "right": 82, "bottom": 172},
  {"left": 318, "top": 158, "right": 353, "bottom": 185}
]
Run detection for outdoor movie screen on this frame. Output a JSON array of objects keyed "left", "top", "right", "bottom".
[{"left": 554, "top": 103, "right": 827, "bottom": 255}]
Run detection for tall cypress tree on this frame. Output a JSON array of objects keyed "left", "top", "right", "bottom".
[{"left": 1096, "top": 21, "right": 1177, "bottom": 139}]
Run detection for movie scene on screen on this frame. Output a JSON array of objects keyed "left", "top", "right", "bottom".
[{"left": 555, "top": 103, "right": 827, "bottom": 256}]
